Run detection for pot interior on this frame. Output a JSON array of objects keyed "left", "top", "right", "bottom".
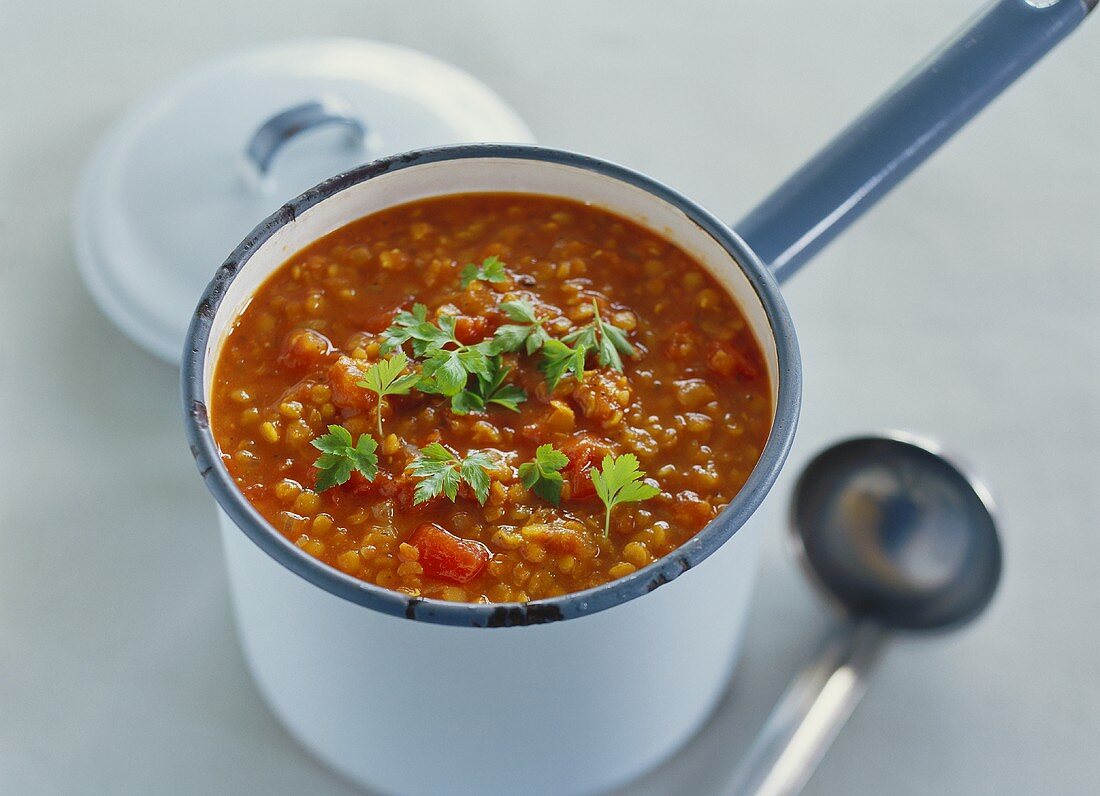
[
  {"left": 187, "top": 147, "right": 800, "bottom": 625},
  {"left": 203, "top": 155, "right": 781, "bottom": 413}
]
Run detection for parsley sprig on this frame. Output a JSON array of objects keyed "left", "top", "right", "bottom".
[
  {"left": 518, "top": 444, "right": 569, "bottom": 505},
  {"left": 591, "top": 453, "right": 660, "bottom": 537},
  {"left": 420, "top": 329, "right": 495, "bottom": 396},
  {"left": 460, "top": 255, "right": 507, "bottom": 288},
  {"left": 451, "top": 355, "right": 527, "bottom": 415},
  {"left": 380, "top": 305, "right": 495, "bottom": 396},
  {"left": 539, "top": 338, "right": 588, "bottom": 391},
  {"left": 380, "top": 303, "right": 444, "bottom": 356},
  {"left": 406, "top": 443, "right": 493, "bottom": 505},
  {"left": 357, "top": 352, "right": 420, "bottom": 437},
  {"left": 563, "top": 300, "right": 637, "bottom": 372},
  {"left": 490, "top": 299, "right": 552, "bottom": 356},
  {"left": 310, "top": 425, "right": 378, "bottom": 491}
]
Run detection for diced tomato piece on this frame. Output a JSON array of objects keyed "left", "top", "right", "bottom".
[
  {"left": 279, "top": 328, "right": 334, "bottom": 370},
  {"left": 327, "top": 356, "right": 377, "bottom": 412},
  {"left": 453, "top": 315, "right": 489, "bottom": 345},
  {"left": 409, "top": 523, "right": 490, "bottom": 584},
  {"left": 570, "top": 457, "right": 599, "bottom": 500},
  {"left": 707, "top": 341, "right": 759, "bottom": 380},
  {"left": 563, "top": 437, "right": 610, "bottom": 501}
]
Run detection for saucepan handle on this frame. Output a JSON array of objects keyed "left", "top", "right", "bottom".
[{"left": 736, "top": 0, "right": 1093, "bottom": 283}]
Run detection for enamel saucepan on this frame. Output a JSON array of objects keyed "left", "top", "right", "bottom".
[{"left": 182, "top": 3, "right": 1093, "bottom": 794}]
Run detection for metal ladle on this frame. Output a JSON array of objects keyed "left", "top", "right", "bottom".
[{"left": 729, "top": 432, "right": 1002, "bottom": 796}]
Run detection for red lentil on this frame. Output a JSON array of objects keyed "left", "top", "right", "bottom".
[{"left": 210, "top": 194, "right": 771, "bottom": 602}]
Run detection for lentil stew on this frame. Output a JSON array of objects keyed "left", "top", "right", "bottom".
[{"left": 210, "top": 193, "right": 772, "bottom": 603}]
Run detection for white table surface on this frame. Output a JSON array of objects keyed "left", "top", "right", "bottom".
[{"left": 2, "top": 1, "right": 1098, "bottom": 794}]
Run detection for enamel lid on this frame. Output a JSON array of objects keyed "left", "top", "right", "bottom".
[{"left": 74, "top": 39, "right": 535, "bottom": 364}]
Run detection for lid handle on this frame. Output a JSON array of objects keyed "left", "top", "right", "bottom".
[{"left": 242, "top": 98, "right": 367, "bottom": 189}]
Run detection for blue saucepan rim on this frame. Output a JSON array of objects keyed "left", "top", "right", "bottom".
[{"left": 181, "top": 143, "right": 802, "bottom": 627}]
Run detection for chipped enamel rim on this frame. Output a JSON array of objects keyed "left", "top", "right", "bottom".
[{"left": 182, "top": 144, "right": 801, "bottom": 627}]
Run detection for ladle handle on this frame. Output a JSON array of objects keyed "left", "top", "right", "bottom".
[
  {"left": 736, "top": 0, "right": 1093, "bottom": 283},
  {"left": 727, "top": 621, "right": 888, "bottom": 796}
]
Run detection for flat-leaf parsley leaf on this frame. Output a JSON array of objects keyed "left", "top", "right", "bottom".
[
  {"left": 591, "top": 453, "right": 660, "bottom": 538},
  {"left": 460, "top": 255, "right": 507, "bottom": 288},
  {"left": 379, "top": 303, "right": 450, "bottom": 356},
  {"left": 490, "top": 298, "right": 552, "bottom": 356},
  {"left": 518, "top": 443, "right": 569, "bottom": 505},
  {"left": 310, "top": 424, "right": 379, "bottom": 491},
  {"left": 562, "top": 299, "right": 637, "bottom": 372},
  {"left": 450, "top": 355, "right": 527, "bottom": 415},
  {"left": 381, "top": 304, "right": 498, "bottom": 397},
  {"left": 539, "top": 338, "right": 587, "bottom": 391},
  {"left": 406, "top": 443, "right": 494, "bottom": 505},
  {"left": 357, "top": 352, "right": 421, "bottom": 437}
]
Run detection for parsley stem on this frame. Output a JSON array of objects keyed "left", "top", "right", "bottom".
[{"left": 377, "top": 398, "right": 384, "bottom": 439}]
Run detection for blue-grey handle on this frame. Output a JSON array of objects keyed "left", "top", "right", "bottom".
[
  {"left": 737, "top": 0, "right": 1093, "bottom": 282},
  {"left": 244, "top": 99, "right": 367, "bottom": 180}
]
